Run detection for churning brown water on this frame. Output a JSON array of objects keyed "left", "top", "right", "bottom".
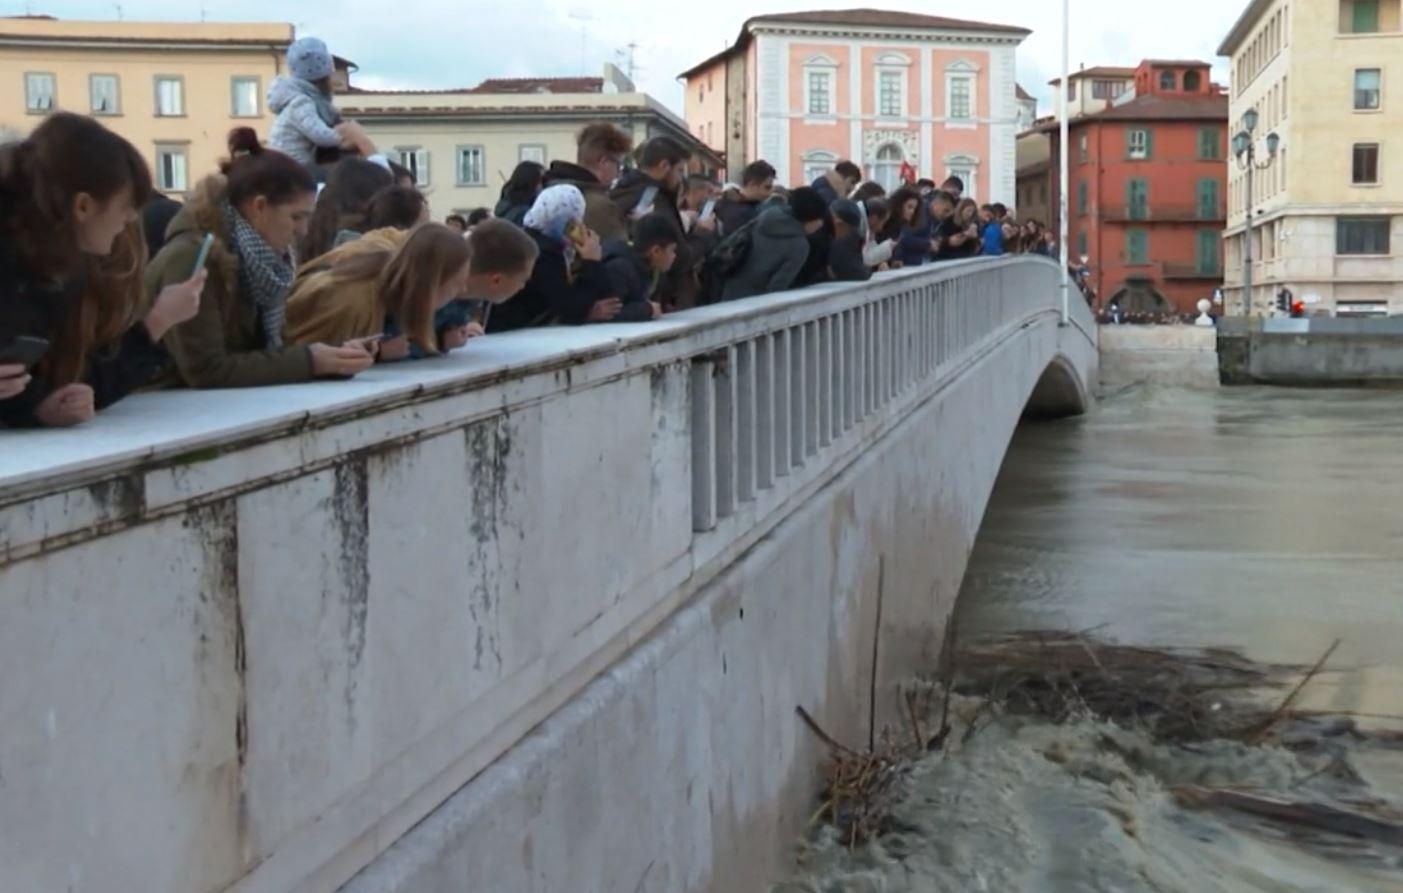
[{"left": 782, "top": 386, "right": 1403, "bottom": 892}]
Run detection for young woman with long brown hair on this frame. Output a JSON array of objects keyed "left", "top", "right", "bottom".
[
  {"left": 0, "top": 113, "right": 205, "bottom": 427},
  {"left": 146, "top": 128, "right": 374, "bottom": 388},
  {"left": 284, "top": 223, "right": 472, "bottom": 360}
]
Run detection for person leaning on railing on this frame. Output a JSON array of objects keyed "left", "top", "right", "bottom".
[
  {"left": 0, "top": 113, "right": 205, "bottom": 428},
  {"left": 286, "top": 224, "right": 476, "bottom": 361},
  {"left": 145, "top": 129, "right": 375, "bottom": 389}
]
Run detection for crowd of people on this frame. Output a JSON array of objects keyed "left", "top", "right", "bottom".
[{"left": 0, "top": 34, "right": 1061, "bottom": 430}]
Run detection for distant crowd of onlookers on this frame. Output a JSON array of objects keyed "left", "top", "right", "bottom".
[{"left": 1, "top": 35, "right": 1060, "bottom": 430}]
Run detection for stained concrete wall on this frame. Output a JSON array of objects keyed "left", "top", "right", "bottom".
[
  {"left": 1217, "top": 317, "right": 1403, "bottom": 385},
  {"left": 1098, "top": 325, "right": 1220, "bottom": 391},
  {"left": 0, "top": 258, "right": 1095, "bottom": 893}
]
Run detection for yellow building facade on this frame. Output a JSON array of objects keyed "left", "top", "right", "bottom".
[
  {"left": 342, "top": 88, "right": 723, "bottom": 219},
  {"left": 1220, "top": 0, "right": 1403, "bottom": 314},
  {"left": 0, "top": 17, "right": 292, "bottom": 195}
]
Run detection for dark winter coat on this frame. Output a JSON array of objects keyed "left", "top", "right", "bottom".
[
  {"left": 609, "top": 170, "right": 697, "bottom": 308},
  {"left": 828, "top": 232, "right": 871, "bottom": 282},
  {"left": 895, "top": 220, "right": 934, "bottom": 268},
  {"left": 719, "top": 204, "right": 811, "bottom": 301},
  {"left": 933, "top": 215, "right": 980, "bottom": 261},
  {"left": 0, "top": 238, "right": 167, "bottom": 426},
  {"left": 599, "top": 239, "right": 661, "bottom": 322},
  {"left": 811, "top": 175, "right": 840, "bottom": 205},
  {"left": 715, "top": 196, "right": 763, "bottom": 236},
  {"left": 492, "top": 198, "right": 531, "bottom": 227},
  {"left": 486, "top": 227, "right": 613, "bottom": 332}
]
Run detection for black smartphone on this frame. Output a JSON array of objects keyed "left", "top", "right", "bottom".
[{"left": 0, "top": 335, "right": 51, "bottom": 369}]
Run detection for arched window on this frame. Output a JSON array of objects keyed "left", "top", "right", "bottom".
[
  {"left": 1159, "top": 70, "right": 1176, "bottom": 91},
  {"left": 873, "top": 143, "right": 905, "bottom": 193},
  {"left": 1184, "top": 70, "right": 1202, "bottom": 92}
]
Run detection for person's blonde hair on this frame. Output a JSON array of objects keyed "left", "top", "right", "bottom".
[{"left": 332, "top": 224, "right": 470, "bottom": 355}]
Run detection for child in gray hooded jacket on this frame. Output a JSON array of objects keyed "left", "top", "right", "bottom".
[{"left": 267, "top": 37, "right": 374, "bottom": 168}]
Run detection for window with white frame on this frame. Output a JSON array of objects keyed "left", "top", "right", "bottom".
[
  {"left": 24, "top": 72, "right": 55, "bottom": 113},
  {"left": 154, "top": 76, "right": 184, "bottom": 116},
  {"left": 950, "top": 78, "right": 973, "bottom": 120},
  {"left": 456, "top": 146, "right": 485, "bottom": 186},
  {"left": 879, "top": 71, "right": 903, "bottom": 116},
  {"left": 874, "top": 52, "right": 910, "bottom": 119},
  {"left": 231, "top": 77, "right": 260, "bottom": 117},
  {"left": 945, "top": 61, "right": 978, "bottom": 124},
  {"left": 155, "top": 144, "right": 189, "bottom": 192},
  {"left": 90, "top": 74, "right": 120, "bottom": 115},
  {"left": 1127, "top": 128, "right": 1150, "bottom": 160},
  {"left": 802, "top": 150, "right": 837, "bottom": 186},
  {"left": 1354, "top": 69, "right": 1381, "bottom": 110},
  {"left": 945, "top": 155, "right": 979, "bottom": 199},
  {"left": 873, "top": 143, "right": 905, "bottom": 192},
  {"left": 807, "top": 70, "right": 832, "bottom": 115},
  {"left": 398, "top": 148, "right": 431, "bottom": 186},
  {"left": 803, "top": 54, "right": 838, "bottom": 117},
  {"left": 519, "top": 144, "right": 546, "bottom": 164}
]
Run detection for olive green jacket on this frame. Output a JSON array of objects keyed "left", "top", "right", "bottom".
[{"left": 145, "top": 175, "right": 313, "bottom": 388}]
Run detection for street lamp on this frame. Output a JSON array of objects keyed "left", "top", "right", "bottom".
[{"left": 1233, "top": 109, "right": 1279, "bottom": 316}]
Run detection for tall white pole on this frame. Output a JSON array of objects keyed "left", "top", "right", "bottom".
[{"left": 1058, "top": 0, "right": 1071, "bottom": 325}]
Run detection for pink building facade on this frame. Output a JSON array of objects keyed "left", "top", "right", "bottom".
[{"left": 680, "top": 10, "right": 1030, "bottom": 204}]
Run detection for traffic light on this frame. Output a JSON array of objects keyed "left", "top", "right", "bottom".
[
  {"left": 1276, "top": 288, "right": 1292, "bottom": 313},
  {"left": 1290, "top": 300, "right": 1305, "bottom": 319}
]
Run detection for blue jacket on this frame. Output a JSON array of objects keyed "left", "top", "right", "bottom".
[
  {"left": 896, "top": 222, "right": 932, "bottom": 267},
  {"left": 981, "top": 221, "right": 1004, "bottom": 256}
]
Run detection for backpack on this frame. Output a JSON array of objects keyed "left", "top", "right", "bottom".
[{"left": 699, "top": 219, "right": 758, "bottom": 304}]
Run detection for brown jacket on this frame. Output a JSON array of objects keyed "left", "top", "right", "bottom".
[
  {"left": 145, "top": 175, "right": 313, "bottom": 388},
  {"left": 284, "top": 228, "right": 408, "bottom": 347}
]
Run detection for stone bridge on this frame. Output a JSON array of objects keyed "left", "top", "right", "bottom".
[{"left": 0, "top": 256, "right": 1096, "bottom": 893}]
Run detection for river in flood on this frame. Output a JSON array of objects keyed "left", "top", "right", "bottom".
[{"left": 781, "top": 386, "right": 1403, "bottom": 892}]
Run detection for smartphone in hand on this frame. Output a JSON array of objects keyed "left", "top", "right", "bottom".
[
  {"left": 0, "top": 335, "right": 51, "bottom": 370},
  {"left": 190, "top": 233, "right": 215, "bottom": 278}
]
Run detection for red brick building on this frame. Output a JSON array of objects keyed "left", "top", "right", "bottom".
[{"left": 1045, "top": 60, "right": 1229, "bottom": 314}]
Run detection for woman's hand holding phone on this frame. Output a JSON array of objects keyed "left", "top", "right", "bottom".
[
  {"left": 0, "top": 364, "right": 30, "bottom": 400},
  {"left": 145, "top": 269, "right": 208, "bottom": 342}
]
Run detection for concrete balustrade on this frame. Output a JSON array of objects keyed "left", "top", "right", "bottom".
[{"left": 0, "top": 257, "right": 1095, "bottom": 893}]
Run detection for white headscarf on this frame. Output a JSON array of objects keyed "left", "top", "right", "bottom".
[{"left": 523, "top": 184, "right": 586, "bottom": 241}]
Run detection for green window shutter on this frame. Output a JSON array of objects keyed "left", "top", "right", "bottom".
[
  {"left": 1197, "top": 179, "right": 1219, "bottom": 219},
  {"left": 1144, "top": 128, "right": 1154, "bottom": 160},
  {"left": 1199, "top": 128, "right": 1220, "bottom": 160},
  {"left": 1127, "top": 178, "right": 1148, "bottom": 220},
  {"left": 1354, "top": 0, "right": 1380, "bottom": 33},
  {"left": 1127, "top": 229, "right": 1148, "bottom": 264},
  {"left": 1078, "top": 181, "right": 1088, "bottom": 214},
  {"left": 1198, "top": 230, "right": 1220, "bottom": 273},
  {"left": 1078, "top": 230, "right": 1088, "bottom": 256}
]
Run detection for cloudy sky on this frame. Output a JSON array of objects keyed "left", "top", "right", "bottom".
[{"left": 22, "top": 0, "right": 1244, "bottom": 112}]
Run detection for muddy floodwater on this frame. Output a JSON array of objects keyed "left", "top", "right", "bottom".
[{"left": 782, "top": 387, "right": 1403, "bottom": 892}]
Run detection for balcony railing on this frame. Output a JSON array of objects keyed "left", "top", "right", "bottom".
[{"left": 1097, "top": 203, "right": 1226, "bottom": 222}]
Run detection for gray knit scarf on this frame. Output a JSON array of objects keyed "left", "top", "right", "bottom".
[{"left": 221, "top": 199, "right": 295, "bottom": 348}]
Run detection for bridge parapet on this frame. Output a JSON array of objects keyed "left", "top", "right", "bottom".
[{"left": 0, "top": 258, "right": 1094, "bottom": 893}]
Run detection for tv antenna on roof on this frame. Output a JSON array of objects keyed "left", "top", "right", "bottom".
[
  {"left": 567, "top": 8, "right": 593, "bottom": 73},
  {"left": 615, "top": 41, "right": 642, "bottom": 82}
]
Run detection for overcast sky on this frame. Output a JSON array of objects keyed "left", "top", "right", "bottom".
[{"left": 19, "top": 0, "right": 1244, "bottom": 113}]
